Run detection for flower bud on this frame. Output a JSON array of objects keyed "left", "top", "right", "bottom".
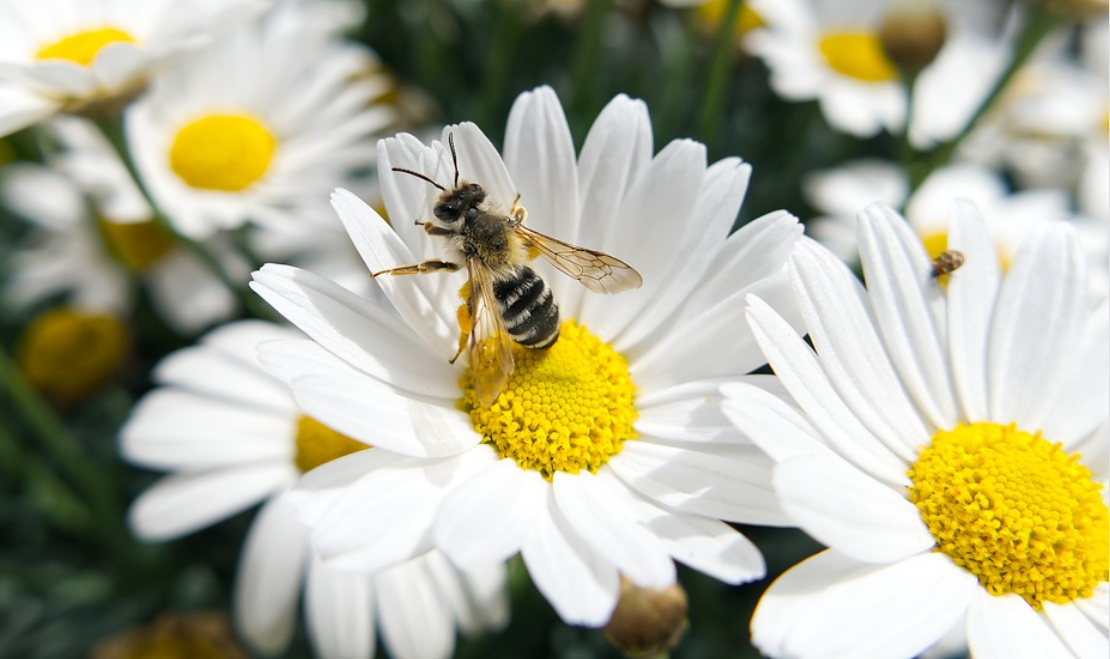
[
  {"left": 602, "top": 577, "right": 688, "bottom": 658},
  {"left": 879, "top": 0, "right": 948, "bottom": 77}
]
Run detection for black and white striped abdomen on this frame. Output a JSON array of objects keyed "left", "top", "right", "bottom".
[{"left": 494, "top": 266, "right": 560, "bottom": 349}]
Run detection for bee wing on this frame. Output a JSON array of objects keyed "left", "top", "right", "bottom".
[
  {"left": 515, "top": 225, "right": 643, "bottom": 294},
  {"left": 466, "top": 256, "right": 515, "bottom": 405}
]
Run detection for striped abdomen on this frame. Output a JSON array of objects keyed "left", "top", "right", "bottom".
[{"left": 494, "top": 266, "right": 560, "bottom": 349}]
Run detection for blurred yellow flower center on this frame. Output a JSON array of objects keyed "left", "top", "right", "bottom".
[
  {"left": 818, "top": 32, "right": 897, "bottom": 82},
  {"left": 697, "top": 1, "right": 765, "bottom": 40},
  {"left": 119, "top": 633, "right": 227, "bottom": 659},
  {"left": 921, "top": 231, "right": 1011, "bottom": 274},
  {"left": 294, "top": 415, "right": 369, "bottom": 473},
  {"left": 99, "top": 219, "right": 176, "bottom": 272},
  {"left": 169, "top": 115, "right": 277, "bottom": 192},
  {"left": 17, "top": 309, "right": 127, "bottom": 403},
  {"left": 460, "top": 321, "right": 638, "bottom": 480},
  {"left": 909, "top": 422, "right": 1109, "bottom": 609},
  {"left": 37, "top": 28, "right": 136, "bottom": 66}
]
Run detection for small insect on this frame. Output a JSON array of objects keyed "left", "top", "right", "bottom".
[
  {"left": 931, "top": 249, "right": 965, "bottom": 278},
  {"left": 373, "top": 133, "right": 643, "bottom": 404}
]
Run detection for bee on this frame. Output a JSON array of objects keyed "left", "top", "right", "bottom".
[
  {"left": 373, "top": 133, "right": 643, "bottom": 404},
  {"left": 930, "top": 249, "right": 965, "bottom": 278}
]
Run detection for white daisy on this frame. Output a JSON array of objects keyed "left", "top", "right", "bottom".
[
  {"left": 126, "top": 1, "right": 395, "bottom": 240},
  {"left": 121, "top": 320, "right": 508, "bottom": 659},
  {"left": 0, "top": 117, "right": 245, "bottom": 334},
  {"left": 722, "top": 202, "right": 1108, "bottom": 659},
  {"left": 0, "top": 0, "right": 265, "bottom": 137},
  {"left": 250, "top": 86, "right": 803, "bottom": 626}
]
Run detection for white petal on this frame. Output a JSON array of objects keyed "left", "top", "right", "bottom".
[
  {"left": 608, "top": 440, "right": 788, "bottom": 526},
  {"left": 447, "top": 122, "right": 517, "bottom": 210},
  {"left": 120, "top": 390, "right": 295, "bottom": 471},
  {"left": 289, "top": 449, "right": 409, "bottom": 526},
  {"left": 857, "top": 204, "right": 956, "bottom": 429},
  {"left": 1075, "top": 584, "right": 1109, "bottom": 631},
  {"left": 289, "top": 370, "right": 477, "bottom": 458},
  {"left": 305, "top": 555, "right": 375, "bottom": 659},
  {"left": 967, "top": 589, "right": 1077, "bottom": 659},
  {"left": 789, "top": 238, "right": 928, "bottom": 460},
  {"left": 718, "top": 381, "right": 829, "bottom": 462},
  {"left": 434, "top": 458, "right": 546, "bottom": 568},
  {"left": 129, "top": 464, "right": 296, "bottom": 541},
  {"left": 250, "top": 263, "right": 458, "bottom": 398},
  {"left": 946, "top": 200, "right": 1000, "bottom": 421},
  {"left": 1043, "top": 300, "right": 1109, "bottom": 447},
  {"left": 989, "top": 222, "right": 1087, "bottom": 429},
  {"left": 520, "top": 488, "right": 620, "bottom": 626},
  {"left": 419, "top": 552, "right": 508, "bottom": 635},
  {"left": 1043, "top": 600, "right": 1109, "bottom": 659},
  {"left": 153, "top": 341, "right": 290, "bottom": 411},
  {"left": 374, "top": 555, "right": 457, "bottom": 659},
  {"left": 774, "top": 453, "right": 936, "bottom": 564},
  {"left": 746, "top": 295, "right": 909, "bottom": 487},
  {"left": 234, "top": 495, "right": 309, "bottom": 656},
  {"left": 752, "top": 551, "right": 977, "bottom": 659},
  {"left": 635, "top": 378, "right": 758, "bottom": 444}
]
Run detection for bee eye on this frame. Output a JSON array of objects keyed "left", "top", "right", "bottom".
[{"left": 434, "top": 203, "right": 459, "bottom": 222}]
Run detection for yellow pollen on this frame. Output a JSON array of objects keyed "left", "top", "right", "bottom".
[
  {"left": 99, "top": 219, "right": 176, "bottom": 272},
  {"left": 294, "top": 415, "right": 369, "bottom": 474},
  {"left": 459, "top": 321, "right": 638, "bottom": 480},
  {"left": 818, "top": 31, "right": 898, "bottom": 83},
  {"left": 37, "top": 27, "right": 137, "bottom": 67},
  {"left": 168, "top": 115, "right": 277, "bottom": 192},
  {"left": 908, "top": 422, "right": 1109, "bottom": 609},
  {"left": 17, "top": 308, "right": 128, "bottom": 404}
]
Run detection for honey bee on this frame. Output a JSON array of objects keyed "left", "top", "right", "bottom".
[
  {"left": 931, "top": 249, "right": 965, "bottom": 278},
  {"left": 373, "top": 133, "right": 643, "bottom": 403}
]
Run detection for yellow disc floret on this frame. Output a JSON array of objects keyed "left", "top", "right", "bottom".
[
  {"left": 17, "top": 308, "right": 128, "bottom": 404},
  {"left": 909, "top": 422, "right": 1109, "bottom": 609},
  {"left": 294, "top": 415, "right": 370, "bottom": 474},
  {"left": 460, "top": 320, "right": 638, "bottom": 479},
  {"left": 37, "top": 28, "right": 136, "bottom": 67},
  {"left": 99, "top": 219, "right": 176, "bottom": 272},
  {"left": 168, "top": 115, "right": 277, "bottom": 192},
  {"left": 818, "top": 32, "right": 898, "bottom": 83}
]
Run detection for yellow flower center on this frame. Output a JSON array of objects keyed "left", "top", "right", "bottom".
[
  {"left": 168, "top": 115, "right": 277, "bottom": 192},
  {"left": 460, "top": 321, "right": 638, "bottom": 480},
  {"left": 16, "top": 309, "right": 128, "bottom": 403},
  {"left": 920, "top": 230, "right": 1011, "bottom": 275},
  {"left": 36, "top": 27, "right": 137, "bottom": 67},
  {"left": 294, "top": 415, "right": 369, "bottom": 474},
  {"left": 99, "top": 219, "right": 176, "bottom": 272},
  {"left": 909, "top": 422, "right": 1109, "bottom": 609},
  {"left": 818, "top": 31, "right": 898, "bottom": 83}
]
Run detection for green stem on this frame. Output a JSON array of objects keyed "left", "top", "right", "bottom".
[
  {"left": 907, "top": 4, "right": 1062, "bottom": 191},
  {"left": 95, "top": 117, "right": 275, "bottom": 322},
  {"left": 697, "top": 0, "right": 744, "bottom": 145}
]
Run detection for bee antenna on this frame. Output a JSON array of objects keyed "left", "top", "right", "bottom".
[
  {"left": 448, "top": 132, "right": 459, "bottom": 188},
  {"left": 391, "top": 167, "right": 446, "bottom": 192}
]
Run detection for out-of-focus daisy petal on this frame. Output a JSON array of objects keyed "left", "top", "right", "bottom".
[
  {"left": 967, "top": 590, "right": 1076, "bottom": 659},
  {"left": 305, "top": 554, "right": 375, "bottom": 659}
]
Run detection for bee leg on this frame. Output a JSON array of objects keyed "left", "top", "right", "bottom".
[
  {"left": 415, "top": 220, "right": 455, "bottom": 237},
  {"left": 371, "top": 261, "right": 461, "bottom": 278},
  {"left": 508, "top": 194, "right": 527, "bottom": 227}
]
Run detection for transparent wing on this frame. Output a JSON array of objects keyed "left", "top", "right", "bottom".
[
  {"left": 466, "top": 257, "right": 515, "bottom": 405},
  {"left": 515, "top": 225, "right": 643, "bottom": 294}
]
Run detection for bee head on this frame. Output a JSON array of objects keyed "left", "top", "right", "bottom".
[{"left": 434, "top": 183, "right": 486, "bottom": 224}]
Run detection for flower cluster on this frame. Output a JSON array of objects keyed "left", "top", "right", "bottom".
[{"left": 0, "top": 1, "right": 1105, "bottom": 659}]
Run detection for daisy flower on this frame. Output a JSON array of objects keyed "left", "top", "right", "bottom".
[
  {"left": 126, "top": 0, "right": 395, "bottom": 240},
  {"left": 250, "top": 86, "right": 803, "bottom": 625},
  {"left": 722, "top": 202, "right": 1108, "bottom": 659},
  {"left": 121, "top": 320, "right": 508, "bottom": 659},
  {"left": 0, "top": 0, "right": 265, "bottom": 137},
  {"left": 0, "top": 117, "right": 245, "bottom": 334}
]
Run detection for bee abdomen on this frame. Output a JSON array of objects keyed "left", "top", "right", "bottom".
[{"left": 494, "top": 267, "right": 560, "bottom": 349}]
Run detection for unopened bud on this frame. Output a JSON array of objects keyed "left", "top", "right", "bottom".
[
  {"left": 602, "top": 577, "right": 688, "bottom": 658},
  {"left": 879, "top": 0, "right": 948, "bottom": 77},
  {"left": 1024, "top": 0, "right": 1108, "bottom": 21}
]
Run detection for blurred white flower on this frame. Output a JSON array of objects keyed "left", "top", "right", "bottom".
[
  {"left": 0, "top": 117, "right": 245, "bottom": 333},
  {"left": 250, "top": 87, "right": 804, "bottom": 626},
  {"left": 724, "top": 202, "right": 1108, "bottom": 659},
  {"left": 121, "top": 320, "right": 508, "bottom": 659},
  {"left": 0, "top": 0, "right": 266, "bottom": 136},
  {"left": 126, "top": 1, "right": 395, "bottom": 240}
]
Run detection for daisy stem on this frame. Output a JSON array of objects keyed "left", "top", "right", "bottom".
[
  {"left": 697, "top": 0, "right": 744, "bottom": 145},
  {"left": 907, "top": 4, "right": 1063, "bottom": 191},
  {"left": 94, "top": 118, "right": 276, "bottom": 323}
]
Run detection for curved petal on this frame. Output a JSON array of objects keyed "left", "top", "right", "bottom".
[
  {"left": 1042, "top": 600, "right": 1109, "bottom": 659},
  {"left": 375, "top": 556, "right": 456, "bottom": 659},
  {"left": 718, "top": 381, "right": 829, "bottom": 463},
  {"left": 1042, "top": 300, "right": 1109, "bottom": 447},
  {"left": 305, "top": 555, "right": 375, "bottom": 659},
  {"left": 752, "top": 550, "right": 977, "bottom": 659},
  {"left": 234, "top": 495, "right": 309, "bottom": 656},
  {"left": 419, "top": 552, "right": 508, "bottom": 635},
  {"left": 967, "top": 589, "right": 1076, "bottom": 659}
]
